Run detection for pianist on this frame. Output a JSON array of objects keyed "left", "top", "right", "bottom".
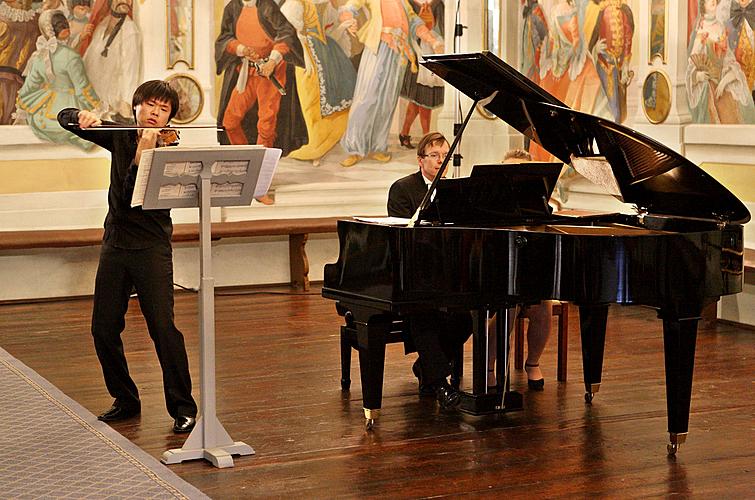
[{"left": 387, "top": 131, "right": 471, "bottom": 409}]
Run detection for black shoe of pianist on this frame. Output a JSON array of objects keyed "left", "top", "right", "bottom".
[
  {"left": 412, "top": 360, "right": 436, "bottom": 397},
  {"left": 435, "top": 382, "right": 461, "bottom": 410}
]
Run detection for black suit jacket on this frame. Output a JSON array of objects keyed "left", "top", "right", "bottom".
[{"left": 387, "top": 171, "right": 428, "bottom": 218}]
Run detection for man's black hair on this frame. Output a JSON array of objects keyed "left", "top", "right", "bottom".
[{"left": 131, "top": 80, "right": 180, "bottom": 121}]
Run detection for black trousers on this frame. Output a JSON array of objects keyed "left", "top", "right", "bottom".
[
  {"left": 91, "top": 243, "right": 197, "bottom": 418},
  {"left": 409, "top": 311, "right": 472, "bottom": 385}
]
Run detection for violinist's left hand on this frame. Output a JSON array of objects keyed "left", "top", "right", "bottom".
[
  {"left": 139, "top": 128, "right": 160, "bottom": 149},
  {"left": 158, "top": 128, "right": 180, "bottom": 146}
]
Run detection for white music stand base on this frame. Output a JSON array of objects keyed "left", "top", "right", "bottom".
[{"left": 161, "top": 416, "right": 255, "bottom": 468}]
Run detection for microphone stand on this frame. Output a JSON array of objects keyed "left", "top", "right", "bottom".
[{"left": 451, "top": 0, "right": 466, "bottom": 178}]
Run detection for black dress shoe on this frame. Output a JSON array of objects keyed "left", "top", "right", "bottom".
[
  {"left": 173, "top": 416, "right": 196, "bottom": 433},
  {"left": 435, "top": 382, "right": 461, "bottom": 410},
  {"left": 412, "top": 359, "right": 435, "bottom": 397},
  {"left": 98, "top": 403, "right": 140, "bottom": 422}
]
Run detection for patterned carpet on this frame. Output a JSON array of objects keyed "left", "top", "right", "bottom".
[{"left": 0, "top": 347, "right": 208, "bottom": 499}]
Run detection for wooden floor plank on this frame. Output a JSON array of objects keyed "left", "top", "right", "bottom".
[{"left": 0, "top": 288, "right": 753, "bottom": 498}]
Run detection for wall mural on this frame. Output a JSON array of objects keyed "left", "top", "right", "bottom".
[
  {"left": 522, "top": 0, "right": 635, "bottom": 162},
  {"left": 687, "top": 0, "right": 755, "bottom": 124},
  {"left": 7, "top": 0, "right": 755, "bottom": 161},
  {"left": 2, "top": 0, "right": 142, "bottom": 150},
  {"left": 214, "top": 0, "right": 445, "bottom": 173}
]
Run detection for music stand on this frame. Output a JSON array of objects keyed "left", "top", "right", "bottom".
[{"left": 133, "top": 145, "right": 280, "bottom": 468}]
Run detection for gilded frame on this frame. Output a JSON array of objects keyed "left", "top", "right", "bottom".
[
  {"left": 649, "top": 0, "right": 667, "bottom": 64},
  {"left": 641, "top": 70, "right": 671, "bottom": 124},
  {"left": 165, "top": 73, "right": 204, "bottom": 124},
  {"left": 167, "top": 0, "right": 195, "bottom": 69}
]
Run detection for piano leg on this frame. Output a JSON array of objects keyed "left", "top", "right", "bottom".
[
  {"left": 578, "top": 305, "right": 609, "bottom": 403},
  {"left": 355, "top": 314, "right": 392, "bottom": 430},
  {"left": 661, "top": 314, "right": 699, "bottom": 456}
]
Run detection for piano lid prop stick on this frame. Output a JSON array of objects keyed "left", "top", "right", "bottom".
[{"left": 407, "top": 90, "right": 498, "bottom": 228}]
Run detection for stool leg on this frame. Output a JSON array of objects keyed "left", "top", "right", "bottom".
[
  {"left": 451, "top": 344, "right": 464, "bottom": 389},
  {"left": 340, "top": 326, "right": 352, "bottom": 391},
  {"left": 557, "top": 304, "right": 568, "bottom": 382}
]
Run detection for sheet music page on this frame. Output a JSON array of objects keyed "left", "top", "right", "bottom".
[
  {"left": 354, "top": 216, "right": 410, "bottom": 225},
  {"left": 254, "top": 148, "right": 282, "bottom": 197},
  {"left": 570, "top": 156, "right": 622, "bottom": 198},
  {"left": 131, "top": 149, "right": 154, "bottom": 207}
]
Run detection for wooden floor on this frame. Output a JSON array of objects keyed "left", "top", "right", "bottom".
[{"left": 1, "top": 288, "right": 753, "bottom": 498}]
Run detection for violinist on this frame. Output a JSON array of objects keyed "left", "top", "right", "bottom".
[{"left": 57, "top": 80, "right": 198, "bottom": 434}]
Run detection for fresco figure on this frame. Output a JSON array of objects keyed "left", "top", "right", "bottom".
[
  {"left": 0, "top": 0, "right": 39, "bottom": 124},
  {"left": 15, "top": 9, "right": 99, "bottom": 149},
  {"left": 81, "top": 0, "right": 142, "bottom": 121},
  {"left": 520, "top": 0, "right": 547, "bottom": 86},
  {"left": 215, "top": 0, "right": 306, "bottom": 204},
  {"left": 687, "top": 0, "right": 755, "bottom": 123},
  {"left": 533, "top": 0, "right": 606, "bottom": 162},
  {"left": 586, "top": 0, "right": 634, "bottom": 123},
  {"left": 337, "top": 0, "right": 444, "bottom": 167},
  {"left": 282, "top": 0, "right": 357, "bottom": 166},
  {"left": 539, "top": 0, "right": 604, "bottom": 112},
  {"left": 398, "top": 0, "right": 444, "bottom": 150},
  {"left": 728, "top": 0, "right": 755, "bottom": 101},
  {"left": 67, "top": 0, "right": 92, "bottom": 51}
]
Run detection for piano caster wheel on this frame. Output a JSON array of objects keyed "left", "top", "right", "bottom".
[
  {"left": 584, "top": 392, "right": 594, "bottom": 404},
  {"left": 363, "top": 408, "right": 379, "bottom": 431},
  {"left": 667, "top": 433, "right": 685, "bottom": 456},
  {"left": 341, "top": 379, "right": 351, "bottom": 391}
]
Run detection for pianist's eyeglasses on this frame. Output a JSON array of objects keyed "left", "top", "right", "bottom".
[{"left": 421, "top": 152, "right": 447, "bottom": 161}]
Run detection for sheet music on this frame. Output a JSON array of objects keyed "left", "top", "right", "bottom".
[
  {"left": 570, "top": 156, "right": 622, "bottom": 198},
  {"left": 131, "top": 145, "right": 275, "bottom": 209},
  {"left": 131, "top": 149, "right": 153, "bottom": 207},
  {"left": 254, "top": 148, "right": 282, "bottom": 197},
  {"left": 354, "top": 216, "right": 410, "bottom": 226},
  {"left": 159, "top": 183, "right": 198, "bottom": 199},
  {"left": 164, "top": 161, "right": 203, "bottom": 177}
]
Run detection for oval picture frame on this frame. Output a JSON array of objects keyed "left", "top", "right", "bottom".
[
  {"left": 642, "top": 70, "right": 671, "bottom": 124},
  {"left": 165, "top": 73, "right": 203, "bottom": 124}
]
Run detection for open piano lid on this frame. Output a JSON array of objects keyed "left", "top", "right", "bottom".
[{"left": 422, "top": 52, "right": 751, "bottom": 224}]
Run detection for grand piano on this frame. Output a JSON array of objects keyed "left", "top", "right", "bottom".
[{"left": 322, "top": 52, "right": 749, "bottom": 455}]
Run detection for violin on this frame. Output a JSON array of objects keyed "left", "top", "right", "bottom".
[{"left": 157, "top": 128, "right": 180, "bottom": 147}]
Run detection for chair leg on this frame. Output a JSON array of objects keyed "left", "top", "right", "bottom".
[
  {"left": 451, "top": 344, "right": 464, "bottom": 389},
  {"left": 514, "top": 317, "right": 525, "bottom": 370},
  {"left": 340, "top": 326, "right": 353, "bottom": 391},
  {"left": 555, "top": 303, "right": 568, "bottom": 382}
]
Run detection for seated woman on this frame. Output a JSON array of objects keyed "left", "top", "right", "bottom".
[{"left": 487, "top": 148, "right": 555, "bottom": 390}]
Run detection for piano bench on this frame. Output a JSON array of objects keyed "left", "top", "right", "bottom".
[
  {"left": 514, "top": 302, "right": 569, "bottom": 382},
  {"left": 339, "top": 318, "right": 464, "bottom": 392}
]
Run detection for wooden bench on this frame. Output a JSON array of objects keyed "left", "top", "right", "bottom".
[{"left": 0, "top": 216, "right": 342, "bottom": 291}]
